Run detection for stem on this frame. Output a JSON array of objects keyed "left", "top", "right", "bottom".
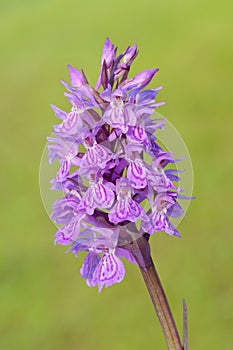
[
  {"left": 182, "top": 300, "right": 188, "bottom": 350},
  {"left": 140, "top": 261, "right": 183, "bottom": 350},
  {"left": 124, "top": 235, "right": 183, "bottom": 350}
]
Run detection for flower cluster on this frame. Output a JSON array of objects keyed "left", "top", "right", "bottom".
[{"left": 48, "top": 38, "right": 185, "bottom": 292}]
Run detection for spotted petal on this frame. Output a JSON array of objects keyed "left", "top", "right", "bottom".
[
  {"left": 103, "top": 101, "right": 136, "bottom": 133},
  {"left": 127, "top": 160, "right": 148, "bottom": 189},
  {"left": 51, "top": 194, "right": 80, "bottom": 224},
  {"left": 92, "top": 252, "right": 125, "bottom": 292},
  {"left": 80, "top": 183, "right": 115, "bottom": 214},
  {"left": 127, "top": 125, "right": 148, "bottom": 144},
  {"left": 80, "top": 251, "right": 101, "bottom": 286},
  {"left": 81, "top": 144, "right": 111, "bottom": 168},
  {"left": 53, "top": 109, "right": 83, "bottom": 138},
  {"left": 108, "top": 198, "right": 144, "bottom": 224},
  {"left": 54, "top": 211, "right": 86, "bottom": 245},
  {"left": 142, "top": 210, "right": 181, "bottom": 237}
]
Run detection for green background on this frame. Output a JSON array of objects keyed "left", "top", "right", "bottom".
[{"left": 1, "top": 0, "right": 232, "bottom": 349}]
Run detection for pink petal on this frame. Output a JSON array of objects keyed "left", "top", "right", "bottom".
[{"left": 92, "top": 253, "right": 125, "bottom": 292}]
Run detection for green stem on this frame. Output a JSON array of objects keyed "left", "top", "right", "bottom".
[{"left": 124, "top": 235, "right": 183, "bottom": 350}]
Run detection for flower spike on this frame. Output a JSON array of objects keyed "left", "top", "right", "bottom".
[{"left": 48, "top": 38, "right": 190, "bottom": 292}]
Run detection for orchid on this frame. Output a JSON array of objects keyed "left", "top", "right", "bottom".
[
  {"left": 47, "top": 38, "right": 192, "bottom": 350},
  {"left": 48, "top": 37, "right": 186, "bottom": 291}
]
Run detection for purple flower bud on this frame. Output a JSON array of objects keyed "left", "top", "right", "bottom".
[
  {"left": 95, "top": 38, "right": 116, "bottom": 90},
  {"left": 121, "top": 69, "right": 159, "bottom": 91},
  {"left": 100, "top": 38, "right": 115, "bottom": 68},
  {"left": 122, "top": 44, "right": 138, "bottom": 66}
]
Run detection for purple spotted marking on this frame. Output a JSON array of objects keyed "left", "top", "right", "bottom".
[
  {"left": 127, "top": 160, "right": 148, "bottom": 189},
  {"left": 81, "top": 143, "right": 111, "bottom": 168},
  {"left": 92, "top": 252, "right": 125, "bottom": 292},
  {"left": 79, "top": 182, "right": 115, "bottom": 214}
]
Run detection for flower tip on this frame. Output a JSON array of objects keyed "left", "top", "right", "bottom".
[
  {"left": 174, "top": 231, "right": 182, "bottom": 238},
  {"left": 98, "top": 285, "right": 103, "bottom": 293},
  {"left": 67, "top": 64, "right": 84, "bottom": 87},
  {"left": 104, "top": 37, "right": 114, "bottom": 48}
]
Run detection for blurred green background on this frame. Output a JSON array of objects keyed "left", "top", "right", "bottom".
[{"left": 1, "top": 0, "right": 232, "bottom": 349}]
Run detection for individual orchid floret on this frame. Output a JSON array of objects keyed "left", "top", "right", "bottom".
[
  {"left": 62, "top": 65, "right": 98, "bottom": 108},
  {"left": 70, "top": 226, "right": 127, "bottom": 291},
  {"left": 54, "top": 160, "right": 71, "bottom": 183},
  {"left": 53, "top": 106, "right": 87, "bottom": 139},
  {"left": 80, "top": 133, "right": 112, "bottom": 168},
  {"left": 109, "top": 178, "right": 146, "bottom": 224},
  {"left": 127, "top": 159, "right": 148, "bottom": 189},
  {"left": 142, "top": 193, "right": 181, "bottom": 237},
  {"left": 102, "top": 89, "right": 137, "bottom": 133},
  {"left": 91, "top": 252, "right": 125, "bottom": 292},
  {"left": 50, "top": 194, "right": 81, "bottom": 225},
  {"left": 148, "top": 166, "right": 176, "bottom": 193},
  {"left": 47, "top": 137, "right": 78, "bottom": 164},
  {"left": 54, "top": 210, "right": 87, "bottom": 245},
  {"left": 52, "top": 93, "right": 100, "bottom": 140},
  {"left": 125, "top": 143, "right": 150, "bottom": 189},
  {"left": 79, "top": 180, "right": 115, "bottom": 215},
  {"left": 126, "top": 91, "right": 165, "bottom": 145}
]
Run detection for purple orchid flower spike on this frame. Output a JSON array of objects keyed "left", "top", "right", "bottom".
[
  {"left": 47, "top": 38, "right": 193, "bottom": 350},
  {"left": 47, "top": 38, "right": 192, "bottom": 303}
]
